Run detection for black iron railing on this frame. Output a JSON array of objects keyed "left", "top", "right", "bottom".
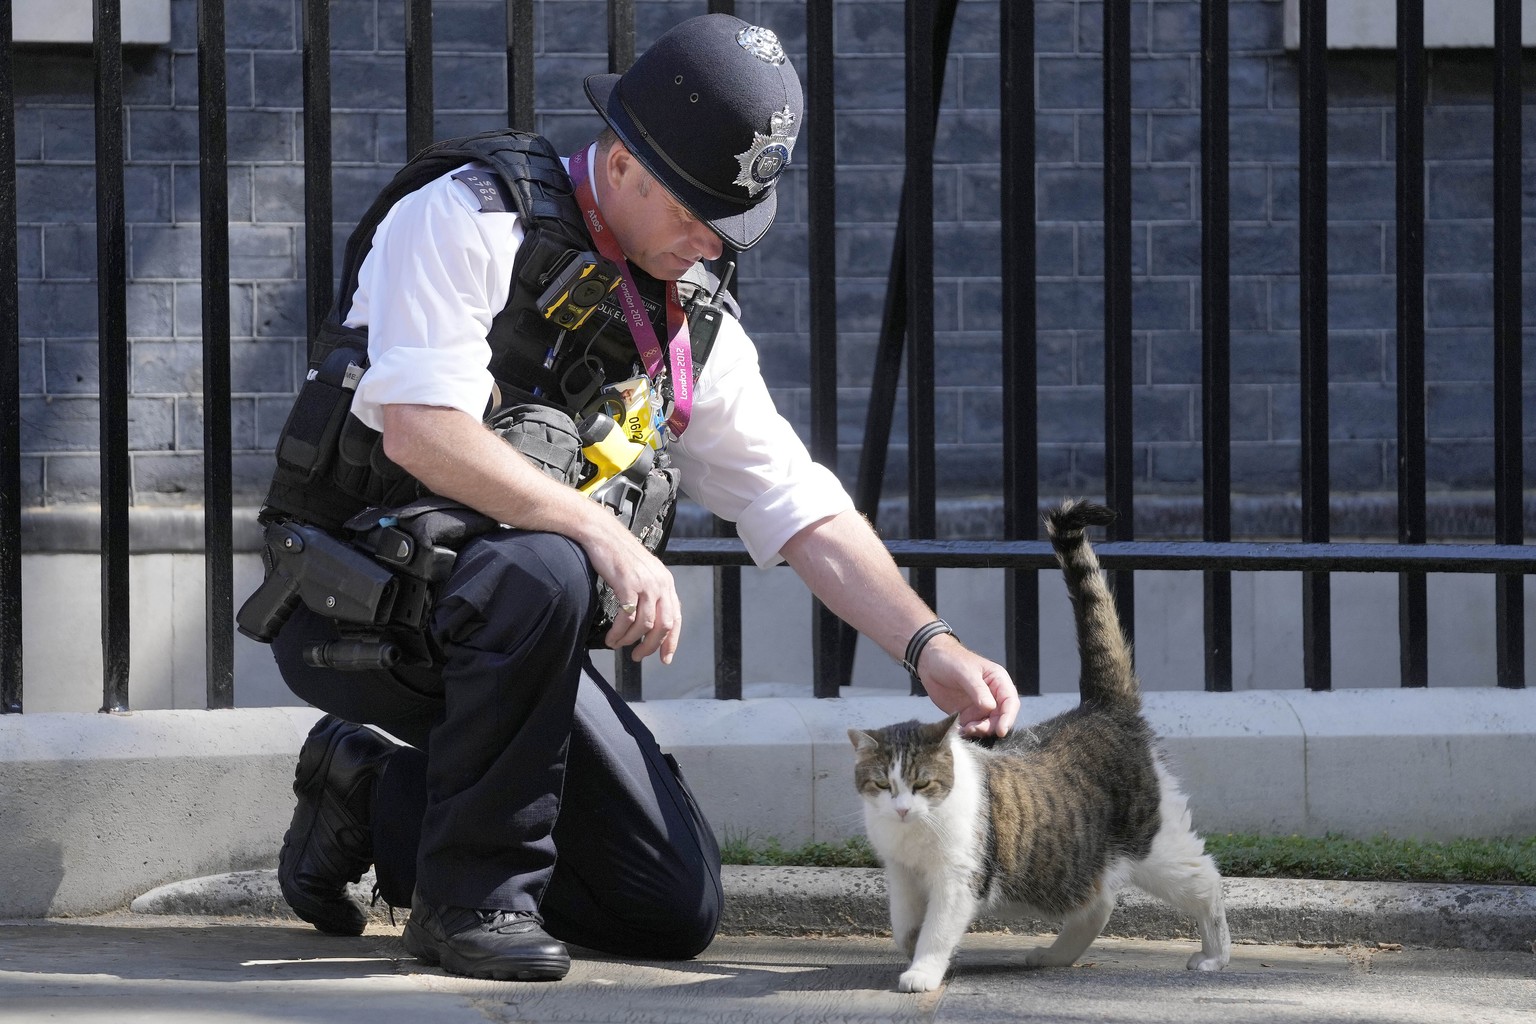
[
  {"left": 0, "top": 0, "right": 1529, "bottom": 713},
  {"left": 0, "top": 0, "right": 19, "bottom": 714}
]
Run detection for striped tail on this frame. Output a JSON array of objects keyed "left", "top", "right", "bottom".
[{"left": 1045, "top": 500, "right": 1139, "bottom": 709}]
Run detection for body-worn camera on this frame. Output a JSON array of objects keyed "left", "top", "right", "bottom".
[{"left": 537, "top": 250, "right": 623, "bottom": 330}]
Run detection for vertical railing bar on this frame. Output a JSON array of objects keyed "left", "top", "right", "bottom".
[
  {"left": 851, "top": 4, "right": 959, "bottom": 516},
  {"left": 1395, "top": 0, "right": 1428, "bottom": 688},
  {"left": 506, "top": 0, "right": 535, "bottom": 132},
  {"left": 853, "top": 240, "right": 906, "bottom": 533},
  {"left": 712, "top": 518, "right": 742, "bottom": 700},
  {"left": 404, "top": 0, "right": 435, "bottom": 158},
  {"left": 608, "top": 0, "right": 635, "bottom": 79},
  {"left": 905, "top": 0, "right": 939, "bottom": 700},
  {"left": 841, "top": 0, "right": 959, "bottom": 685},
  {"left": 607, "top": 0, "right": 640, "bottom": 700},
  {"left": 302, "top": 0, "right": 334, "bottom": 342},
  {"left": 703, "top": 0, "right": 741, "bottom": 705},
  {"left": 1000, "top": 0, "right": 1039, "bottom": 695},
  {"left": 804, "top": 0, "right": 843, "bottom": 697},
  {"left": 708, "top": 239, "right": 743, "bottom": 696},
  {"left": 198, "top": 0, "right": 234, "bottom": 709},
  {"left": 95, "top": 0, "right": 131, "bottom": 713},
  {"left": 1103, "top": 0, "right": 1135, "bottom": 645},
  {"left": 706, "top": 0, "right": 742, "bottom": 696},
  {"left": 705, "top": 0, "right": 745, "bottom": 701},
  {"left": 843, "top": 234, "right": 907, "bottom": 689},
  {"left": 0, "top": 0, "right": 21, "bottom": 714},
  {"left": 1492, "top": 0, "right": 1525, "bottom": 688},
  {"left": 1200, "top": 0, "right": 1233, "bottom": 692},
  {"left": 1297, "top": 0, "right": 1331, "bottom": 690}
]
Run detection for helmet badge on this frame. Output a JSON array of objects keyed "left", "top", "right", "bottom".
[
  {"left": 733, "top": 105, "right": 797, "bottom": 197},
  {"left": 735, "top": 25, "right": 787, "bottom": 65}
]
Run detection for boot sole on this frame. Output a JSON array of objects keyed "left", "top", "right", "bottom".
[{"left": 403, "top": 920, "right": 570, "bottom": 981}]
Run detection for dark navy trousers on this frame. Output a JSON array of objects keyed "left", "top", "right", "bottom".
[{"left": 273, "top": 529, "right": 722, "bottom": 959}]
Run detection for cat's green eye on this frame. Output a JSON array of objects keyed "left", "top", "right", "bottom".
[
  {"left": 873, "top": 779, "right": 891, "bottom": 789},
  {"left": 913, "top": 780, "right": 931, "bottom": 791}
]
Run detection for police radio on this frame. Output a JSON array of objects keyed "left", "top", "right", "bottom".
[
  {"left": 537, "top": 250, "right": 623, "bottom": 330},
  {"left": 686, "top": 259, "right": 734, "bottom": 366}
]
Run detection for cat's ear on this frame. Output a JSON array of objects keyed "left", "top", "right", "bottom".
[
  {"left": 924, "top": 713, "right": 960, "bottom": 741},
  {"left": 848, "top": 728, "right": 878, "bottom": 752}
]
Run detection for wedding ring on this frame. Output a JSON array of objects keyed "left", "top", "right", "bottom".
[{"left": 621, "top": 602, "right": 638, "bottom": 616}]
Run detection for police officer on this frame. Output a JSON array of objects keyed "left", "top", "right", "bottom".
[{"left": 268, "top": 13, "right": 1020, "bottom": 982}]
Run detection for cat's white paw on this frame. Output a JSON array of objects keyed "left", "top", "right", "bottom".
[
  {"left": 1186, "top": 951, "right": 1228, "bottom": 972},
  {"left": 897, "top": 965, "right": 946, "bottom": 993},
  {"left": 1023, "top": 947, "right": 1076, "bottom": 968}
]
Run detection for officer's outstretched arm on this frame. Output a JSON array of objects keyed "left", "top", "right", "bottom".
[
  {"left": 780, "top": 509, "right": 1020, "bottom": 738},
  {"left": 380, "top": 402, "right": 683, "bottom": 664}
]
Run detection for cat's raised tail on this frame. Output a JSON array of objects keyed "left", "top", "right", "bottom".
[{"left": 1045, "top": 500, "right": 1139, "bottom": 710}]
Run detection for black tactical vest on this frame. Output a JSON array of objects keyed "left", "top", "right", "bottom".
[{"left": 259, "top": 130, "right": 732, "bottom": 532}]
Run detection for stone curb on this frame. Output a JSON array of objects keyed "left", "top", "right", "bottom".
[{"left": 131, "top": 866, "right": 1536, "bottom": 954}]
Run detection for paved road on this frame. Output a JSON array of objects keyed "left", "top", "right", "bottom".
[{"left": 0, "top": 913, "right": 1530, "bottom": 1023}]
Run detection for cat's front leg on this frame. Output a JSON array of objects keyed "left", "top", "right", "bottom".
[
  {"left": 897, "top": 877, "right": 977, "bottom": 993},
  {"left": 884, "top": 865, "right": 926, "bottom": 958}
]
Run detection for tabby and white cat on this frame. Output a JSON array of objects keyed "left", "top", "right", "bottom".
[{"left": 849, "top": 500, "right": 1230, "bottom": 993}]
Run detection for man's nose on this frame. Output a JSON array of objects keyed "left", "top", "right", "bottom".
[{"left": 693, "top": 222, "right": 724, "bottom": 262}]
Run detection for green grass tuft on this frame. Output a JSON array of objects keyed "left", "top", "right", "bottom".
[
  {"left": 720, "top": 832, "right": 880, "bottom": 868},
  {"left": 720, "top": 831, "right": 1536, "bottom": 885},
  {"left": 1203, "top": 832, "right": 1536, "bottom": 886}
]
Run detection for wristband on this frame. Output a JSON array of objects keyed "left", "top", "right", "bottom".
[{"left": 900, "top": 619, "right": 955, "bottom": 687}]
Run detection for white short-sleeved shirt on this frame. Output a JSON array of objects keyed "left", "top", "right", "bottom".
[{"left": 344, "top": 149, "right": 853, "bottom": 567}]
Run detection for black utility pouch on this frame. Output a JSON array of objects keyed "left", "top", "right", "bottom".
[
  {"left": 487, "top": 401, "right": 586, "bottom": 486},
  {"left": 275, "top": 345, "right": 365, "bottom": 482}
]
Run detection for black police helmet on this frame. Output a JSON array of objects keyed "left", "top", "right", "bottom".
[{"left": 585, "top": 14, "right": 802, "bottom": 250}]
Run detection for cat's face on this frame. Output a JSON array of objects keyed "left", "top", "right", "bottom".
[{"left": 848, "top": 716, "right": 958, "bottom": 824}]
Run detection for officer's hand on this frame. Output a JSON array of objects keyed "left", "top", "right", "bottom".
[
  {"left": 593, "top": 539, "right": 683, "bottom": 664},
  {"left": 915, "top": 636, "right": 1019, "bottom": 738}
]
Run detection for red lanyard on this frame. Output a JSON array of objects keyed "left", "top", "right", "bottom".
[{"left": 567, "top": 147, "right": 694, "bottom": 435}]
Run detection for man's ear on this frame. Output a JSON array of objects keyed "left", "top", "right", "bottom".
[{"left": 604, "top": 140, "right": 636, "bottom": 192}]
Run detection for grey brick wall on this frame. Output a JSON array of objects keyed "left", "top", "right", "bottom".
[{"left": 11, "top": 0, "right": 1536, "bottom": 535}]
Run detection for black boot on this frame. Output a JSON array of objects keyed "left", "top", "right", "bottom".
[
  {"left": 403, "top": 893, "right": 571, "bottom": 981},
  {"left": 278, "top": 714, "right": 396, "bottom": 936}
]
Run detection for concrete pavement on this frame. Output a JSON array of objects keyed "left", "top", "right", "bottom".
[
  {"left": 2, "top": 866, "right": 1531, "bottom": 1022},
  {"left": 1, "top": 912, "right": 1530, "bottom": 1023}
]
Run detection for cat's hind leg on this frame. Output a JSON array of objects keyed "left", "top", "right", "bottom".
[
  {"left": 1021, "top": 890, "right": 1116, "bottom": 968},
  {"left": 1131, "top": 776, "right": 1231, "bottom": 971},
  {"left": 1131, "top": 852, "right": 1229, "bottom": 970}
]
